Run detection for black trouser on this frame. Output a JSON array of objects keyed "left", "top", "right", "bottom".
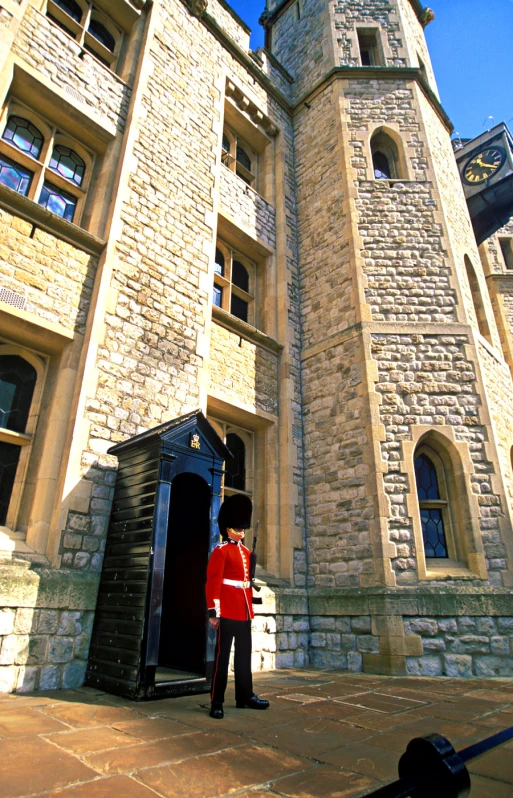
[{"left": 211, "top": 618, "right": 253, "bottom": 705}]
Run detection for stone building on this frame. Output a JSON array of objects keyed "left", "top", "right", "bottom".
[{"left": 0, "top": 0, "right": 513, "bottom": 694}]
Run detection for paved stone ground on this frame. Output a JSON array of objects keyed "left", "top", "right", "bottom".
[{"left": 1, "top": 669, "right": 513, "bottom": 797}]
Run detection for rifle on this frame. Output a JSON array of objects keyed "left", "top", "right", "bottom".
[{"left": 250, "top": 521, "right": 262, "bottom": 604}]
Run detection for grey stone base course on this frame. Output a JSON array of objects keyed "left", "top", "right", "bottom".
[{"left": 0, "top": 562, "right": 99, "bottom": 693}]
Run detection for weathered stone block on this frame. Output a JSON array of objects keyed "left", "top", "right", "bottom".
[
  {"left": 39, "top": 665, "right": 62, "bottom": 690},
  {"left": 443, "top": 655, "right": 473, "bottom": 678},
  {"left": 14, "top": 608, "right": 37, "bottom": 635},
  {"left": 423, "top": 638, "right": 446, "bottom": 652},
  {"left": 497, "top": 618, "right": 513, "bottom": 635},
  {"left": 335, "top": 618, "right": 351, "bottom": 633},
  {"left": 357, "top": 635, "right": 380, "bottom": 654},
  {"left": 48, "top": 637, "right": 74, "bottom": 664},
  {"left": 16, "top": 666, "right": 38, "bottom": 693},
  {"left": 275, "top": 652, "right": 294, "bottom": 668},
  {"left": 457, "top": 617, "right": 477, "bottom": 634},
  {"left": 27, "top": 636, "right": 48, "bottom": 665},
  {"left": 490, "top": 637, "right": 510, "bottom": 656},
  {"left": 310, "top": 617, "right": 336, "bottom": 631},
  {"left": 447, "top": 636, "right": 490, "bottom": 655},
  {"left": 0, "top": 665, "right": 17, "bottom": 693},
  {"left": 476, "top": 618, "right": 497, "bottom": 636},
  {"left": 310, "top": 632, "right": 326, "bottom": 647},
  {"left": 438, "top": 619, "right": 458, "bottom": 634},
  {"left": 405, "top": 619, "right": 438, "bottom": 637},
  {"left": 351, "top": 617, "right": 371, "bottom": 633},
  {"left": 310, "top": 650, "right": 347, "bottom": 669},
  {"left": 58, "top": 612, "right": 82, "bottom": 636},
  {"left": 38, "top": 610, "right": 59, "bottom": 634},
  {"left": 340, "top": 634, "right": 357, "bottom": 651},
  {"left": 326, "top": 633, "right": 341, "bottom": 650},
  {"left": 62, "top": 660, "right": 87, "bottom": 689},
  {"left": 347, "top": 651, "right": 363, "bottom": 672},
  {"left": 406, "top": 656, "right": 443, "bottom": 677},
  {"left": 474, "top": 656, "right": 513, "bottom": 678},
  {"left": 0, "top": 608, "right": 15, "bottom": 636}
]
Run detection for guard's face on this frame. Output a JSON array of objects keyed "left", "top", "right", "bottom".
[{"left": 227, "top": 527, "right": 245, "bottom": 541}]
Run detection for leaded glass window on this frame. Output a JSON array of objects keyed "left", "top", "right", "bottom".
[
  {"left": 236, "top": 146, "right": 252, "bottom": 172},
  {"left": 214, "top": 248, "right": 225, "bottom": 276},
  {"left": 0, "top": 155, "right": 32, "bottom": 196},
  {"left": 54, "top": 0, "right": 83, "bottom": 21},
  {"left": 415, "top": 452, "right": 449, "bottom": 558},
  {"left": 39, "top": 181, "right": 77, "bottom": 222},
  {"left": 88, "top": 18, "right": 115, "bottom": 52},
  {"left": 0, "top": 356, "right": 37, "bottom": 527},
  {"left": 213, "top": 242, "right": 254, "bottom": 326},
  {"left": 0, "top": 356, "right": 37, "bottom": 434},
  {"left": 225, "top": 433, "right": 246, "bottom": 492},
  {"left": 373, "top": 151, "right": 391, "bottom": 180},
  {"left": 2, "top": 116, "right": 44, "bottom": 160},
  {"left": 49, "top": 145, "right": 85, "bottom": 186},
  {"left": 0, "top": 442, "right": 22, "bottom": 526},
  {"left": 232, "top": 260, "right": 249, "bottom": 293}
]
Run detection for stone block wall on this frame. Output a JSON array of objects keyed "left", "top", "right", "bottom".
[
  {"left": 0, "top": 564, "right": 99, "bottom": 693},
  {"left": 13, "top": 7, "right": 131, "bottom": 132},
  {"left": 374, "top": 332, "right": 508, "bottom": 585},
  {"left": 302, "top": 334, "right": 376, "bottom": 588},
  {"left": 358, "top": 181, "right": 455, "bottom": 322},
  {"left": 219, "top": 167, "right": 276, "bottom": 250},
  {"left": 269, "top": 0, "right": 333, "bottom": 102},
  {"left": 209, "top": 322, "right": 279, "bottom": 415},
  {"left": 208, "top": 0, "right": 251, "bottom": 51},
  {"left": 404, "top": 616, "right": 513, "bottom": 678},
  {"left": 0, "top": 208, "right": 98, "bottom": 336},
  {"left": 334, "top": 0, "right": 407, "bottom": 67}
]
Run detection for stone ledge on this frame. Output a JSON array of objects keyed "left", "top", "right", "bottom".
[
  {"left": 0, "top": 184, "right": 106, "bottom": 257},
  {"left": 212, "top": 307, "right": 283, "bottom": 354},
  {"left": 0, "top": 563, "right": 100, "bottom": 611},
  {"left": 307, "top": 587, "right": 513, "bottom": 617}
]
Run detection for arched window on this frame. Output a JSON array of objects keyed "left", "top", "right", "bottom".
[
  {"left": 214, "top": 248, "right": 225, "bottom": 276},
  {"left": 225, "top": 433, "right": 246, "bottom": 492},
  {"left": 49, "top": 144, "right": 85, "bottom": 187},
  {"left": 2, "top": 116, "right": 44, "bottom": 160},
  {"left": 221, "top": 125, "right": 257, "bottom": 188},
  {"left": 414, "top": 450, "right": 449, "bottom": 558},
  {"left": 373, "top": 151, "right": 392, "bottom": 180},
  {"left": 88, "top": 18, "right": 116, "bottom": 52},
  {"left": 212, "top": 241, "right": 255, "bottom": 325},
  {"left": 0, "top": 356, "right": 37, "bottom": 526},
  {"left": 370, "top": 128, "right": 405, "bottom": 180},
  {"left": 0, "top": 103, "right": 92, "bottom": 224},
  {"left": 465, "top": 256, "right": 491, "bottom": 342},
  {"left": 53, "top": 0, "right": 83, "bottom": 21},
  {"left": 236, "top": 146, "right": 252, "bottom": 173}
]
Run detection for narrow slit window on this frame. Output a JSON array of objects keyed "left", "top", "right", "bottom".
[
  {"left": 499, "top": 238, "right": 513, "bottom": 271},
  {"left": 225, "top": 433, "right": 246, "bottom": 492},
  {"left": 357, "top": 30, "right": 381, "bottom": 66},
  {"left": 415, "top": 452, "right": 449, "bottom": 558}
]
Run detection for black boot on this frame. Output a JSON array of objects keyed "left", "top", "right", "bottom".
[
  {"left": 209, "top": 701, "right": 224, "bottom": 719},
  {"left": 236, "top": 694, "right": 269, "bottom": 710}
]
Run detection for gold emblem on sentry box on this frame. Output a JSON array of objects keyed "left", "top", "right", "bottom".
[{"left": 190, "top": 433, "right": 201, "bottom": 450}]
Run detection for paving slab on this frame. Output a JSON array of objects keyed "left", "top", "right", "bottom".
[{"left": 0, "top": 668, "right": 512, "bottom": 797}]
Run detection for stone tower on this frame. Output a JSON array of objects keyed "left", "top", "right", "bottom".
[{"left": 262, "top": 0, "right": 513, "bottom": 676}]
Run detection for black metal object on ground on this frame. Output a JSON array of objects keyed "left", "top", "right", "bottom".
[{"left": 362, "top": 725, "right": 513, "bottom": 797}]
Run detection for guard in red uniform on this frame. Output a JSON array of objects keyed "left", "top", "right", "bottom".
[{"left": 206, "top": 494, "right": 270, "bottom": 719}]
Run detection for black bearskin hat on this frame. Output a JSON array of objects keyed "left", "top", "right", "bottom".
[{"left": 217, "top": 494, "right": 252, "bottom": 540}]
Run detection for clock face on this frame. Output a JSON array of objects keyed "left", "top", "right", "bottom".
[{"left": 463, "top": 146, "right": 507, "bottom": 185}]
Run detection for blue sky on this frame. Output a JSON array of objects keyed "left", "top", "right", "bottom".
[{"left": 229, "top": 0, "right": 513, "bottom": 139}]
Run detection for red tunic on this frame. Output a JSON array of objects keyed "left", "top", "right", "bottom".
[{"left": 206, "top": 540, "right": 254, "bottom": 621}]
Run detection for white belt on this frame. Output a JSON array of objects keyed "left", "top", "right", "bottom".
[{"left": 223, "top": 578, "right": 251, "bottom": 589}]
